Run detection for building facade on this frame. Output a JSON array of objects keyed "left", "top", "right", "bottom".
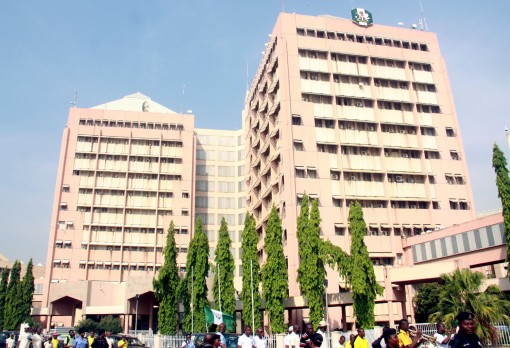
[
  {"left": 243, "top": 13, "right": 476, "bottom": 325},
  {"left": 38, "top": 11, "right": 497, "bottom": 332}
]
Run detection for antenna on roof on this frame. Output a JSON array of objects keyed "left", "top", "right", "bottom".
[
  {"left": 419, "top": 0, "right": 429, "bottom": 31},
  {"left": 70, "top": 91, "right": 77, "bottom": 108}
]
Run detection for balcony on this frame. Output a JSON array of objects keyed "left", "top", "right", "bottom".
[
  {"left": 372, "top": 66, "right": 406, "bottom": 81},
  {"left": 299, "top": 57, "right": 329, "bottom": 72},
  {"left": 334, "top": 82, "right": 372, "bottom": 99},
  {"left": 332, "top": 61, "right": 369, "bottom": 76},
  {"left": 415, "top": 90, "right": 438, "bottom": 105},
  {"left": 385, "top": 157, "right": 423, "bottom": 173},
  {"left": 316, "top": 128, "right": 336, "bottom": 143},
  {"left": 313, "top": 104, "right": 333, "bottom": 119},
  {"left": 388, "top": 182, "right": 427, "bottom": 199},
  {"left": 268, "top": 74, "right": 279, "bottom": 93},
  {"left": 268, "top": 97, "right": 280, "bottom": 116},
  {"left": 378, "top": 109, "right": 414, "bottom": 125},
  {"left": 412, "top": 70, "right": 434, "bottom": 84},
  {"left": 375, "top": 87, "right": 411, "bottom": 103},
  {"left": 381, "top": 132, "right": 419, "bottom": 148},
  {"left": 300, "top": 79, "right": 331, "bottom": 95},
  {"left": 342, "top": 155, "right": 382, "bottom": 171},
  {"left": 344, "top": 181, "right": 385, "bottom": 198},
  {"left": 339, "top": 129, "right": 378, "bottom": 146}
]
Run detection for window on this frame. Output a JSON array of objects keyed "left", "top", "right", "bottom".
[
  {"left": 196, "top": 180, "right": 214, "bottom": 192},
  {"left": 196, "top": 165, "right": 215, "bottom": 176},
  {"left": 181, "top": 209, "right": 189, "bottom": 216},
  {"left": 335, "top": 226, "right": 345, "bottom": 236},
  {"left": 446, "top": 128, "right": 456, "bottom": 137},
  {"left": 62, "top": 185, "right": 70, "bottom": 193},
  {"left": 217, "top": 181, "right": 235, "bottom": 193},
  {"left": 295, "top": 168, "right": 305, "bottom": 178},
  {"left": 308, "top": 168, "right": 318, "bottom": 179},
  {"left": 218, "top": 166, "right": 236, "bottom": 177},
  {"left": 332, "top": 197, "right": 342, "bottom": 207},
  {"left": 450, "top": 151, "right": 460, "bottom": 160},
  {"left": 294, "top": 141, "right": 304, "bottom": 151},
  {"left": 182, "top": 191, "right": 189, "bottom": 198},
  {"left": 292, "top": 115, "right": 302, "bottom": 125},
  {"left": 330, "top": 170, "right": 340, "bottom": 180}
]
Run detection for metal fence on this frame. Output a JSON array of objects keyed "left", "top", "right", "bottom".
[{"left": 133, "top": 324, "right": 510, "bottom": 348}]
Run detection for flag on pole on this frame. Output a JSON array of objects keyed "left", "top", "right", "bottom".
[{"left": 204, "top": 306, "right": 235, "bottom": 331}]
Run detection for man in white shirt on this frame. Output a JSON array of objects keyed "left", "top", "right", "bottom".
[
  {"left": 317, "top": 321, "right": 327, "bottom": 336},
  {"left": 217, "top": 323, "right": 227, "bottom": 348},
  {"left": 238, "top": 326, "right": 255, "bottom": 348},
  {"left": 433, "top": 322, "right": 455, "bottom": 348},
  {"left": 6, "top": 334, "right": 15, "bottom": 348},
  {"left": 32, "top": 329, "right": 43, "bottom": 348},
  {"left": 18, "top": 327, "right": 32, "bottom": 348},
  {"left": 254, "top": 328, "right": 267, "bottom": 348},
  {"left": 285, "top": 327, "right": 294, "bottom": 348}
]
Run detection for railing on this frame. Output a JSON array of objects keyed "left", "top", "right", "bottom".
[{"left": 133, "top": 324, "right": 510, "bottom": 348}]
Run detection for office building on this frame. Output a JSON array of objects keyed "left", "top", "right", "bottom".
[{"left": 243, "top": 12, "right": 475, "bottom": 325}]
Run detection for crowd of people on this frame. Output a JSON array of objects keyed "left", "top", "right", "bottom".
[
  {"left": 185, "top": 311, "right": 481, "bottom": 348},
  {"left": 10, "top": 327, "right": 129, "bottom": 348}
]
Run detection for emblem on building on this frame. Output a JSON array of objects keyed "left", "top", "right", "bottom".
[{"left": 351, "top": 8, "right": 373, "bottom": 27}]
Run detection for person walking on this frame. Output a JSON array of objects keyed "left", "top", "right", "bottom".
[
  {"left": 87, "top": 332, "right": 95, "bottom": 348},
  {"left": 300, "top": 324, "right": 315, "bottom": 348},
  {"left": 285, "top": 327, "right": 294, "bottom": 348},
  {"left": 310, "top": 334, "right": 324, "bottom": 348},
  {"left": 180, "top": 334, "right": 195, "bottom": 348},
  {"left": 32, "top": 329, "right": 43, "bottom": 348},
  {"left": 73, "top": 329, "right": 88, "bottom": 348},
  {"left": 7, "top": 334, "right": 15, "bottom": 348},
  {"left": 65, "top": 331, "right": 76, "bottom": 348},
  {"left": 448, "top": 312, "right": 482, "bottom": 348},
  {"left": 397, "top": 320, "right": 423, "bottom": 348},
  {"left": 217, "top": 323, "right": 227, "bottom": 348},
  {"left": 91, "top": 330, "right": 108, "bottom": 348},
  {"left": 238, "top": 326, "right": 255, "bottom": 348},
  {"left": 353, "top": 329, "right": 369, "bottom": 348},
  {"left": 254, "top": 328, "right": 267, "bottom": 348},
  {"left": 18, "top": 327, "right": 32, "bottom": 348},
  {"left": 434, "top": 322, "right": 455, "bottom": 348}
]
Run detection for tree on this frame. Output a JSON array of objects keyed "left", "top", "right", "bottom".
[
  {"left": 20, "top": 259, "right": 35, "bottom": 324},
  {"left": 98, "top": 316, "right": 123, "bottom": 334},
  {"left": 297, "top": 196, "right": 326, "bottom": 329},
  {"left": 3, "top": 260, "right": 22, "bottom": 330},
  {"left": 347, "top": 202, "right": 383, "bottom": 329},
  {"left": 262, "top": 206, "right": 289, "bottom": 333},
  {"left": 241, "top": 213, "right": 261, "bottom": 329},
  {"left": 182, "top": 217, "right": 210, "bottom": 333},
  {"left": 430, "top": 268, "right": 510, "bottom": 345},
  {"left": 413, "top": 283, "right": 441, "bottom": 323},
  {"left": 213, "top": 217, "right": 236, "bottom": 322},
  {"left": 153, "top": 221, "right": 180, "bottom": 334},
  {"left": 0, "top": 268, "right": 10, "bottom": 329},
  {"left": 75, "top": 318, "right": 100, "bottom": 333},
  {"left": 492, "top": 143, "right": 510, "bottom": 274}
]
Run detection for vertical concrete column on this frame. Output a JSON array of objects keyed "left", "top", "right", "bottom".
[
  {"left": 154, "top": 335, "right": 161, "bottom": 348},
  {"left": 387, "top": 300, "right": 394, "bottom": 327},
  {"left": 341, "top": 306, "right": 347, "bottom": 331}
]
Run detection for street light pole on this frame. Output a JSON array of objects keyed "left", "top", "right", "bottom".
[
  {"left": 135, "top": 294, "right": 140, "bottom": 336},
  {"left": 324, "top": 279, "right": 330, "bottom": 348}
]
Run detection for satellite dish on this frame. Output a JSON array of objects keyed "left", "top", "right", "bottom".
[
  {"left": 411, "top": 24, "right": 417, "bottom": 29},
  {"left": 398, "top": 22, "right": 404, "bottom": 27}
]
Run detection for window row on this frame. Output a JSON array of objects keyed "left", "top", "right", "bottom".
[
  {"left": 78, "top": 119, "right": 184, "bottom": 131},
  {"left": 296, "top": 28, "right": 429, "bottom": 51}
]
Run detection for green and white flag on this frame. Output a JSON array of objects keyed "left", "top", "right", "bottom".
[{"left": 204, "top": 306, "right": 235, "bottom": 331}]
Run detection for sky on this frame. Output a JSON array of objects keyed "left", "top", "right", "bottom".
[{"left": 1, "top": 0, "right": 509, "bottom": 264}]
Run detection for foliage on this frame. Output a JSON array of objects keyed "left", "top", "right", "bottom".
[
  {"left": 3, "top": 260, "right": 23, "bottom": 330},
  {"left": 241, "top": 213, "right": 262, "bottom": 329},
  {"left": 492, "top": 143, "right": 510, "bottom": 274},
  {"left": 297, "top": 195, "right": 326, "bottom": 329},
  {"left": 153, "top": 221, "right": 180, "bottom": 334},
  {"left": 430, "top": 268, "right": 510, "bottom": 345},
  {"left": 20, "top": 259, "right": 34, "bottom": 324},
  {"left": 0, "top": 268, "right": 10, "bottom": 329},
  {"left": 213, "top": 217, "right": 236, "bottom": 323},
  {"left": 413, "top": 283, "right": 441, "bottom": 323},
  {"left": 347, "top": 202, "right": 383, "bottom": 329},
  {"left": 182, "top": 217, "right": 210, "bottom": 333},
  {"left": 262, "top": 206, "right": 289, "bottom": 333},
  {"left": 75, "top": 318, "right": 100, "bottom": 333},
  {"left": 99, "top": 316, "right": 123, "bottom": 334}
]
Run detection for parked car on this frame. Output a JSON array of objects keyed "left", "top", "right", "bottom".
[
  {"left": 113, "top": 335, "right": 146, "bottom": 348},
  {"left": 193, "top": 333, "right": 238, "bottom": 348},
  {"left": 0, "top": 332, "right": 18, "bottom": 348}
]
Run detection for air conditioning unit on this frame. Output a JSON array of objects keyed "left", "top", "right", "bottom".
[
  {"left": 331, "top": 174, "right": 339, "bottom": 180},
  {"left": 355, "top": 102, "right": 363, "bottom": 107},
  {"left": 396, "top": 176, "right": 403, "bottom": 183},
  {"left": 126, "top": 209, "right": 132, "bottom": 214},
  {"left": 339, "top": 124, "right": 344, "bottom": 129},
  {"left": 399, "top": 129, "right": 406, "bottom": 134},
  {"left": 408, "top": 178, "right": 415, "bottom": 183},
  {"left": 107, "top": 247, "right": 113, "bottom": 251},
  {"left": 334, "top": 78, "right": 339, "bottom": 83},
  {"left": 435, "top": 225, "right": 443, "bottom": 231},
  {"left": 402, "top": 153, "right": 409, "bottom": 158},
  {"left": 389, "top": 128, "right": 395, "bottom": 133},
  {"left": 350, "top": 175, "right": 357, "bottom": 181},
  {"left": 391, "top": 204, "right": 396, "bottom": 208},
  {"left": 368, "top": 126, "right": 375, "bottom": 131},
  {"left": 388, "top": 177, "right": 394, "bottom": 183},
  {"left": 302, "top": 97, "right": 309, "bottom": 102},
  {"left": 361, "top": 151, "right": 368, "bottom": 156}
]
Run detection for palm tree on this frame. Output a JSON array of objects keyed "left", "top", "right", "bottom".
[{"left": 430, "top": 268, "right": 510, "bottom": 345}]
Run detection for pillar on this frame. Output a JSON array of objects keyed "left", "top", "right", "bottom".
[{"left": 341, "top": 306, "right": 347, "bottom": 331}]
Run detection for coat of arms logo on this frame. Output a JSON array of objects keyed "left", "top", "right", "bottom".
[{"left": 351, "top": 8, "right": 373, "bottom": 27}]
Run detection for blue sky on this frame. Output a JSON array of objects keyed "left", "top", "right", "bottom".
[{"left": 1, "top": 1, "right": 509, "bottom": 264}]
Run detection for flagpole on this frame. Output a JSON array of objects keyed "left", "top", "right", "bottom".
[
  {"left": 191, "top": 266, "right": 194, "bottom": 333},
  {"left": 217, "top": 263, "right": 222, "bottom": 312},
  {"left": 250, "top": 260, "right": 255, "bottom": 329}
]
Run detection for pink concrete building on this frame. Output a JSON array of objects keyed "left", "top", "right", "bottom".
[
  {"left": 41, "top": 93, "right": 196, "bottom": 329},
  {"left": 38, "top": 11, "right": 505, "bottom": 333},
  {"left": 244, "top": 12, "right": 476, "bottom": 326}
]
